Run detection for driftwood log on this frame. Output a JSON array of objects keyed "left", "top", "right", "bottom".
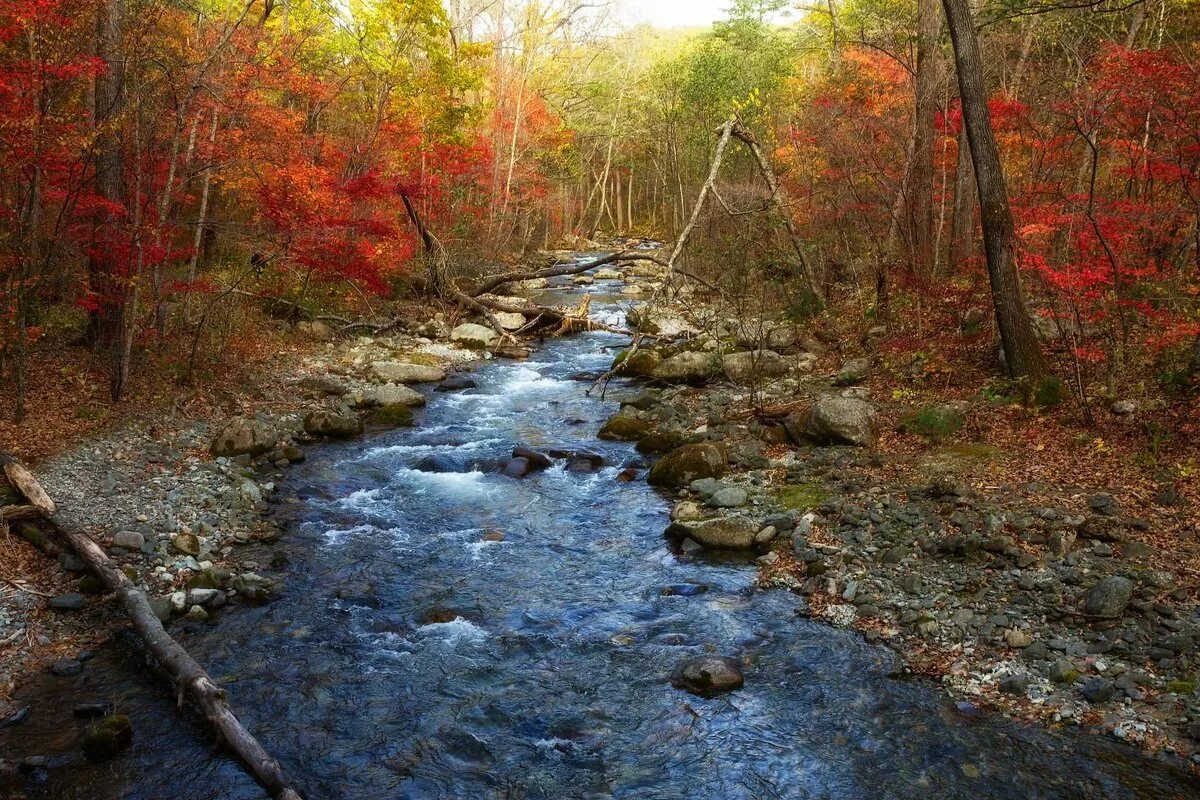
[{"left": 0, "top": 451, "right": 303, "bottom": 800}]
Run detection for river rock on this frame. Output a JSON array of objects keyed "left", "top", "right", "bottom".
[
  {"left": 502, "top": 457, "right": 532, "bottom": 478},
  {"left": 450, "top": 323, "right": 499, "bottom": 350},
  {"left": 707, "top": 487, "right": 748, "bottom": 508},
  {"left": 209, "top": 417, "right": 278, "bottom": 457},
  {"left": 614, "top": 348, "right": 661, "bottom": 378},
  {"left": 303, "top": 411, "right": 363, "bottom": 439},
  {"left": 494, "top": 312, "right": 526, "bottom": 331},
  {"left": 436, "top": 375, "right": 477, "bottom": 391},
  {"left": 647, "top": 443, "right": 726, "bottom": 488},
  {"left": 363, "top": 383, "right": 425, "bottom": 407},
  {"left": 172, "top": 532, "right": 201, "bottom": 556},
  {"left": 669, "top": 656, "right": 744, "bottom": 696},
  {"left": 598, "top": 409, "right": 654, "bottom": 441},
  {"left": 785, "top": 396, "right": 878, "bottom": 447},
  {"left": 670, "top": 515, "right": 759, "bottom": 549},
  {"left": 111, "top": 530, "right": 145, "bottom": 550},
  {"left": 834, "top": 357, "right": 872, "bottom": 386},
  {"left": 722, "top": 350, "right": 787, "bottom": 383},
  {"left": 626, "top": 307, "right": 697, "bottom": 337},
  {"left": 512, "top": 446, "right": 552, "bottom": 470},
  {"left": 652, "top": 351, "right": 720, "bottom": 384},
  {"left": 1084, "top": 576, "right": 1133, "bottom": 618},
  {"left": 370, "top": 361, "right": 446, "bottom": 383}
]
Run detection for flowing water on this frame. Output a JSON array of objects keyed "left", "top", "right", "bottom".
[{"left": 4, "top": 268, "right": 1199, "bottom": 800}]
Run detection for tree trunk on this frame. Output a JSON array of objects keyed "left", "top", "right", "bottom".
[
  {"left": 904, "top": 0, "right": 942, "bottom": 275},
  {"left": 949, "top": 120, "right": 977, "bottom": 270},
  {"left": 91, "top": 0, "right": 127, "bottom": 399},
  {"left": 942, "top": 0, "right": 1048, "bottom": 381}
]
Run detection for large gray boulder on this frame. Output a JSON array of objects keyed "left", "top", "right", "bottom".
[
  {"left": 786, "top": 396, "right": 878, "bottom": 447},
  {"left": 210, "top": 417, "right": 279, "bottom": 457},
  {"left": 722, "top": 350, "right": 786, "bottom": 383},
  {"left": 648, "top": 442, "right": 726, "bottom": 487},
  {"left": 1084, "top": 576, "right": 1133, "bottom": 618},
  {"left": 670, "top": 515, "right": 759, "bottom": 549},
  {"left": 450, "top": 323, "right": 499, "bottom": 349},
  {"left": 303, "top": 411, "right": 363, "bottom": 439},
  {"left": 652, "top": 351, "right": 720, "bottom": 384},
  {"left": 362, "top": 383, "right": 426, "bottom": 408},
  {"left": 370, "top": 361, "right": 445, "bottom": 384}
]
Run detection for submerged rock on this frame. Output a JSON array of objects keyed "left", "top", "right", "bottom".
[{"left": 669, "top": 656, "right": 744, "bottom": 696}]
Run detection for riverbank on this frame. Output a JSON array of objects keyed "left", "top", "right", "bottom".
[{"left": 2, "top": 248, "right": 1198, "bottom": 780}]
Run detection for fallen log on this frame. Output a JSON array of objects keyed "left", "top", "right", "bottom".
[
  {"left": 468, "top": 249, "right": 667, "bottom": 297},
  {"left": 0, "top": 451, "right": 303, "bottom": 800}
]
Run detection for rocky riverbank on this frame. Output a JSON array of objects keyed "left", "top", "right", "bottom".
[{"left": 594, "top": 279, "right": 1200, "bottom": 764}]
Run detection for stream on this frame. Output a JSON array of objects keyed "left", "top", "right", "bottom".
[{"left": 4, "top": 268, "right": 1199, "bottom": 799}]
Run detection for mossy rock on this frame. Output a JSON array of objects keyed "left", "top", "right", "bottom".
[
  {"left": 401, "top": 352, "right": 441, "bottom": 367},
  {"left": 635, "top": 431, "right": 686, "bottom": 455},
  {"left": 899, "top": 405, "right": 966, "bottom": 439},
  {"left": 82, "top": 714, "right": 133, "bottom": 759},
  {"left": 598, "top": 412, "right": 654, "bottom": 441},
  {"left": 1165, "top": 679, "right": 1196, "bottom": 696},
  {"left": 647, "top": 443, "right": 726, "bottom": 488},
  {"left": 776, "top": 482, "right": 828, "bottom": 511},
  {"left": 374, "top": 403, "right": 415, "bottom": 427},
  {"left": 613, "top": 348, "right": 661, "bottom": 378}
]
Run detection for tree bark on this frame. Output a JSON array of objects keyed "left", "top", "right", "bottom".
[
  {"left": 904, "top": 0, "right": 942, "bottom": 275},
  {"left": 949, "top": 120, "right": 976, "bottom": 270},
  {"left": 0, "top": 452, "right": 304, "bottom": 800},
  {"left": 941, "top": 0, "right": 1048, "bottom": 381}
]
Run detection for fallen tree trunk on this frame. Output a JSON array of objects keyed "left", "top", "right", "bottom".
[
  {"left": 468, "top": 249, "right": 667, "bottom": 297},
  {"left": 0, "top": 451, "right": 304, "bottom": 800}
]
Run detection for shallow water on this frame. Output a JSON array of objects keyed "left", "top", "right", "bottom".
[{"left": 4, "top": 271, "right": 1199, "bottom": 800}]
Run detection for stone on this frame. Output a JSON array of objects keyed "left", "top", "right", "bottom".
[
  {"left": 494, "top": 311, "right": 526, "bottom": 331},
  {"left": 668, "top": 516, "right": 760, "bottom": 549},
  {"left": 303, "top": 410, "right": 363, "bottom": 439},
  {"left": 647, "top": 443, "right": 726, "bottom": 488},
  {"left": 671, "top": 501, "right": 706, "bottom": 523},
  {"left": 187, "top": 588, "right": 219, "bottom": 606},
  {"left": 998, "top": 673, "right": 1030, "bottom": 695},
  {"left": 48, "top": 593, "right": 85, "bottom": 611},
  {"left": 297, "top": 375, "right": 348, "bottom": 397},
  {"left": 707, "top": 487, "right": 748, "bottom": 508},
  {"left": 721, "top": 350, "right": 787, "bottom": 383},
  {"left": 209, "top": 417, "right": 278, "bottom": 457},
  {"left": 1110, "top": 399, "right": 1139, "bottom": 415},
  {"left": 50, "top": 659, "right": 83, "bottom": 676},
  {"left": 172, "top": 532, "right": 201, "bottom": 557},
  {"left": 374, "top": 404, "right": 414, "bottom": 426},
  {"left": 1049, "top": 659, "right": 1078, "bottom": 683},
  {"left": 598, "top": 409, "right": 654, "bottom": 441},
  {"left": 293, "top": 320, "right": 333, "bottom": 341},
  {"left": 651, "top": 351, "right": 720, "bottom": 384},
  {"left": 834, "top": 357, "right": 871, "bottom": 386},
  {"left": 111, "top": 530, "right": 145, "bottom": 550},
  {"left": 363, "top": 383, "right": 425, "bottom": 407},
  {"left": 1005, "top": 629, "right": 1034, "bottom": 648},
  {"left": 786, "top": 396, "right": 878, "bottom": 447},
  {"left": 1047, "top": 529, "right": 1076, "bottom": 556},
  {"left": 1081, "top": 677, "right": 1115, "bottom": 703},
  {"left": 1087, "top": 492, "right": 1119, "bottom": 516},
  {"left": 512, "top": 446, "right": 552, "bottom": 470},
  {"left": 436, "top": 375, "right": 477, "bottom": 391},
  {"left": 614, "top": 348, "right": 662, "bottom": 378},
  {"left": 669, "top": 656, "right": 744, "bottom": 696},
  {"left": 450, "top": 323, "right": 499, "bottom": 350},
  {"left": 370, "top": 361, "right": 445, "bottom": 384},
  {"left": 185, "top": 604, "right": 210, "bottom": 621},
  {"left": 1084, "top": 576, "right": 1134, "bottom": 618},
  {"left": 502, "top": 457, "right": 532, "bottom": 478},
  {"left": 148, "top": 596, "right": 172, "bottom": 622}
]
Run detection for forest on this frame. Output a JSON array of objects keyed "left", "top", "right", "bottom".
[{"left": 1, "top": 0, "right": 1199, "bottom": 798}]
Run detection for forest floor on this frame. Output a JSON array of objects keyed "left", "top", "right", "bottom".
[{"left": 1, "top": 250, "right": 1198, "bottom": 773}]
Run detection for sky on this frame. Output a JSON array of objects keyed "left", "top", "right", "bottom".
[{"left": 619, "top": 0, "right": 730, "bottom": 30}]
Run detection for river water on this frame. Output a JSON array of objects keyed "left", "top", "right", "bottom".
[{"left": 4, "top": 272, "right": 1199, "bottom": 799}]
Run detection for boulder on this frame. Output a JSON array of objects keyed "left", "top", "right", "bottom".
[
  {"left": 785, "top": 396, "right": 878, "bottom": 447},
  {"left": 598, "top": 409, "right": 654, "bottom": 441},
  {"left": 303, "top": 411, "right": 363, "bottom": 439},
  {"left": 210, "top": 417, "right": 278, "bottom": 458},
  {"left": 296, "top": 375, "right": 348, "bottom": 397},
  {"left": 293, "top": 320, "right": 333, "bottom": 341},
  {"left": 111, "top": 530, "right": 145, "bottom": 550},
  {"left": 647, "top": 443, "right": 726, "bottom": 488},
  {"left": 669, "top": 656, "right": 744, "bottom": 696},
  {"left": 451, "top": 323, "right": 499, "bottom": 350},
  {"left": 626, "top": 307, "right": 698, "bottom": 337},
  {"left": 502, "top": 457, "right": 532, "bottom": 478},
  {"left": 363, "top": 384, "right": 425, "bottom": 407},
  {"left": 614, "top": 348, "right": 662, "bottom": 378},
  {"left": 834, "top": 357, "right": 872, "bottom": 386},
  {"left": 373, "top": 404, "right": 414, "bottom": 426},
  {"left": 172, "top": 532, "right": 201, "bottom": 556},
  {"left": 494, "top": 312, "right": 526, "bottom": 331},
  {"left": 669, "top": 515, "right": 759, "bottom": 549},
  {"left": 436, "top": 375, "right": 477, "bottom": 391},
  {"left": 594, "top": 268, "right": 622, "bottom": 280},
  {"left": 651, "top": 351, "right": 720, "bottom": 384},
  {"left": 1084, "top": 576, "right": 1133, "bottom": 618},
  {"left": 370, "top": 361, "right": 445, "bottom": 384},
  {"left": 722, "top": 350, "right": 787, "bottom": 383},
  {"left": 512, "top": 446, "right": 552, "bottom": 470}
]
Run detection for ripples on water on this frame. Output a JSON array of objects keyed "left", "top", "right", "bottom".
[{"left": 4, "top": 277, "right": 1198, "bottom": 800}]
